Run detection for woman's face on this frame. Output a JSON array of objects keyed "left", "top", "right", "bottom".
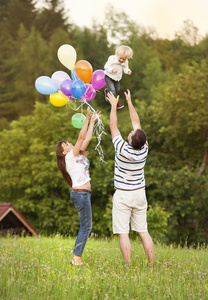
[{"left": 62, "top": 141, "right": 73, "bottom": 155}]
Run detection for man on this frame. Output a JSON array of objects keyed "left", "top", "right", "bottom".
[{"left": 107, "top": 89, "right": 154, "bottom": 263}]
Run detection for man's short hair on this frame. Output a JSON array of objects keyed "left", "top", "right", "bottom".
[{"left": 131, "top": 129, "right": 147, "bottom": 149}]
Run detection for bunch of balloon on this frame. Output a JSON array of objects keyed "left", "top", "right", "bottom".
[
  {"left": 34, "top": 44, "right": 107, "bottom": 161},
  {"left": 35, "top": 44, "right": 106, "bottom": 128},
  {"left": 35, "top": 44, "right": 77, "bottom": 108}
]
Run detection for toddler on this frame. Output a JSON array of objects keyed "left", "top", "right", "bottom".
[{"left": 104, "top": 45, "right": 133, "bottom": 109}]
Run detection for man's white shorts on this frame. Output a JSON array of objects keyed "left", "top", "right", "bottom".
[{"left": 112, "top": 188, "right": 148, "bottom": 234}]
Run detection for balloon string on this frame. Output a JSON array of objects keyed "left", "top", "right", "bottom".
[
  {"left": 67, "top": 99, "right": 85, "bottom": 111},
  {"left": 67, "top": 98, "right": 107, "bottom": 163},
  {"left": 93, "top": 117, "right": 107, "bottom": 164},
  {"left": 83, "top": 99, "right": 107, "bottom": 163}
]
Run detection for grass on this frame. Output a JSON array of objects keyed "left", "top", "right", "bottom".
[{"left": 0, "top": 235, "right": 207, "bottom": 300}]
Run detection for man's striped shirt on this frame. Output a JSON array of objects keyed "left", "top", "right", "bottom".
[{"left": 112, "top": 134, "right": 148, "bottom": 191}]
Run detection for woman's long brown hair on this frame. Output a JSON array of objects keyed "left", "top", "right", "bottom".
[
  {"left": 55, "top": 140, "right": 88, "bottom": 188},
  {"left": 56, "top": 140, "right": 72, "bottom": 187}
]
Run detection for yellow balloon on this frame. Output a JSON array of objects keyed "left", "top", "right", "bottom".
[
  {"left": 50, "top": 92, "right": 69, "bottom": 107},
  {"left": 57, "top": 44, "right": 77, "bottom": 70}
]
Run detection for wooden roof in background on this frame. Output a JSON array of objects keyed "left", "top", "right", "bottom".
[{"left": 0, "top": 202, "right": 39, "bottom": 236}]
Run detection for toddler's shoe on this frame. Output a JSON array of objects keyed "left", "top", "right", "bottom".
[
  {"left": 104, "top": 89, "right": 109, "bottom": 102},
  {"left": 117, "top": 103, "right": 124, "bottom": 109}
]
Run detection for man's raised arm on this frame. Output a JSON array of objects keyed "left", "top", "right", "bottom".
[
  {"left": 124, "top": 89, "right": 141, "bottom": 130},
  {"left": 107, "top": 92, "right": 120, "bottom": 138}
]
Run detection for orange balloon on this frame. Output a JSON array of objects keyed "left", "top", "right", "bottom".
[{"left": 75, "top": 60, "right": 93, "bottom": 84}]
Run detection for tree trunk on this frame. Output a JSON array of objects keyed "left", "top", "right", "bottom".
[{"left": 197, "top": 146, "right": 208, "bottom": 176}]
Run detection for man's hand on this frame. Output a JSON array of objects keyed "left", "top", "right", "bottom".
[
  {"left": 124, "top": 89, "right": 132, "bottom": 103},
  {"left": 107, "top": 91, "right": 119, "bottom": 107},
  {"left": 128, "top": 70, "right": 132, "bottom": 75},
  {"left": 109, "top": 93, "right": 120, "bottom": 138},
  {"left": 124, "top": 89, "right": 141, "bottom": 130}
]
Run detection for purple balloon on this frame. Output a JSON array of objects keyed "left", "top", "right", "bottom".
[
  {"left": 60, "top": 79, "right": 73, "bottom": 96},
  {"left": 51, "top": 71, "right": 71, "bottom": 89},
  {"left": 91, "top": 70, "right": 106, "bottom": 90},
  {"left": 81, "top": 84, "right": 96, "bottom": 101}
]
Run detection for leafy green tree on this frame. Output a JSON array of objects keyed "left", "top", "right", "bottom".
[
  {"left": 175, "top": 19, "right": 201, "bottom": 46},
  {"left": 127, "top": 35, "right": 162, "bottom": 101},
  {"left": 34, "top": 0, "right": 71, "bottom": 41},
  {"left": 73, "top": 25, "right": 110, "bottom": 70},
  {"left": 0, "top": 101, "right": 112, "bottom": 235},
  {"left": 0, "top": 103, "right": 75, "bottom": 233},
  {"left": 154, "top": 60, "right": 208, "bottom": 175},
  {"left": 47, "top": 28, "right": 76, "bottom": 73},
  {"left": 2, "top": 0, "right": 36, "bottom": 38},
  {"left": 0, "top": 30, "right": 18, "bottom": 126},
  {"left": 14, "top": 25, "right": 50, "bottom": 116},
  {"left": 103, "top": 6, "right": 138, "bottom": 46},
  {"left": 144, "top": 59, "right": 208, "bottom": 245}
]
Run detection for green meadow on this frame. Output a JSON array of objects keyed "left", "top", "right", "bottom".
[{"left": 0, "top": 235, "right": 207, "bottom": 300}]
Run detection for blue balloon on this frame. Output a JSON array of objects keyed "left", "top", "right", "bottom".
[
  {"left": 71, "top": 80, "right": 86, "bottom": 98},
  {"left": 35, "top": 76, "right": 58, "bottom": 95},
  {"left": 71, "top": 68, "right": 79, "bottom": 81}
]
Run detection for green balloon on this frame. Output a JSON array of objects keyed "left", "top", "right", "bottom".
[{"left": 71, "top": 113, "right": 86, "bottom": 129}]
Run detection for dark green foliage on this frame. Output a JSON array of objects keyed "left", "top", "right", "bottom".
[
  {"left": 1, "top": 0, "right": 37, "bottom": 38},
  {"left": 34, "top": 0, "right": 71, "bottom": 40},
  {"left": 0, "top": 30, "right": 18, "bottom": 125}
]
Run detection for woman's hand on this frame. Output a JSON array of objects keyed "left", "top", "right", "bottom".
[
  {"left": 91, "top": 110, "right": 101, "bottom": 122},
  {"left": 86, "top": 107, "right": 91, "bottom": 120}
]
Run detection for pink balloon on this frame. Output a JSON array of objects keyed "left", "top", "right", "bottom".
[
  {"left": 91, "top": 70, "right": 106, "bottom": 90},
  {"left": 81, "top": 84, "right": 96, "bottom": 101}
]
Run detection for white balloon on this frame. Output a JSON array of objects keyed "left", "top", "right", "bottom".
[{"left": 57, "top": 44, "right": 77, "bottom": 70}]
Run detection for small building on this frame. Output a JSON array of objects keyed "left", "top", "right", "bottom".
[{"left": 0, "top": 202, "right": 39, "bottom": 236}]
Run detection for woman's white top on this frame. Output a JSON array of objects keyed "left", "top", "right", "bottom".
[{"left": 65, "top": 151, "right": 91, "bottom": 187}]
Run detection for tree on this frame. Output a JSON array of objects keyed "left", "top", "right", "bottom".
[
  {"left": 143, "top": 59, "right": 208, "bottom": 245},
  {"left": 103, "top": 5, "right": 138, "bottom": 46},
  {"left": 0, "top": 29, "right": 18, "bottom": 126},
  {"left": 153, "top": 60, "right": 208, "bottom": 176},
  {"left": 14, "top": 25, "right": 50, "bottom": 116},
  {"left": 2, "top": 0, "right": 37, "bottom": 38},
  {"left": 175, "top": 19, "right": 201, "bottom": 46},
  {"left": 0, "top": 102, "right": 112, "bottom": 234},
  {"left": 34, "top": 0, "right": 71, "bottom": 41}
]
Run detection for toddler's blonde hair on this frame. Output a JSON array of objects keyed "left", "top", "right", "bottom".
[{"left": 115, "top": 45, "right": 133, "bottom": 59}]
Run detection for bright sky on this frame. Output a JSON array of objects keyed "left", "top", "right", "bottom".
[{"left": 65, "top": 0, "right": 208, "bottom": 39}]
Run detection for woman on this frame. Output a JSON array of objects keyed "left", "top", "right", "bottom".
[{"left": 56, "top": 107, "right": 100, "bottom": 265}]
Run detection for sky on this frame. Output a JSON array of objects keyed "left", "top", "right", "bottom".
[{"left": 64, "top": 0, "right": 208, "bottom": 39}]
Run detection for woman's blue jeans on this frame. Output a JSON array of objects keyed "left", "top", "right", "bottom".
[{"left": 70, "top": 190, "right": 92, "bottom": 257}]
